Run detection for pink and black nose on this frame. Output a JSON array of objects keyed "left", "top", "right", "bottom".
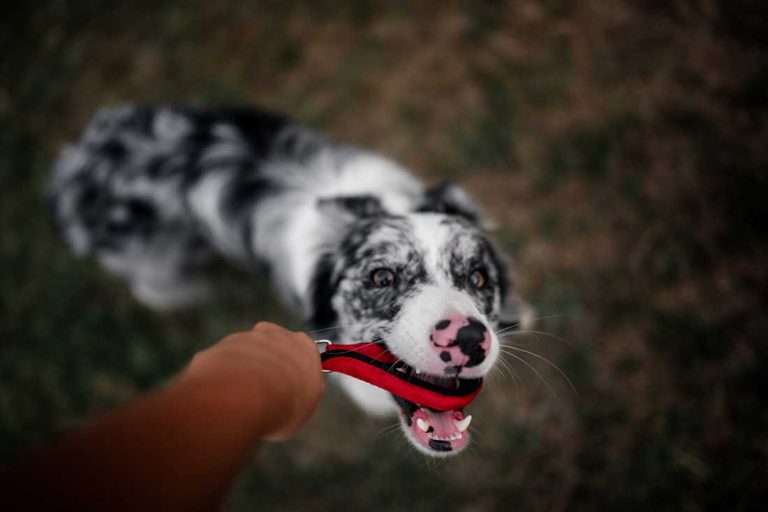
[{"left": 429, "top": 315, "right": 490, "bottom": 370}]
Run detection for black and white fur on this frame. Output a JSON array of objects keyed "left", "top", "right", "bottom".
[{"left": 48, "top": 105, "right": 524, "bottom": 456}]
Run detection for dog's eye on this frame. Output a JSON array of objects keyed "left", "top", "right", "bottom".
[
  {"left": 370, "top": 268, "right": 396, "bottom": 287},
  {"left": 468, "top": 268, "right": 487, "bottom": 289}
]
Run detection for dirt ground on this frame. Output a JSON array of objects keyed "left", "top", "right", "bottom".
[{"left": 2, "top": 1, "right": 767, "bottom": 510}]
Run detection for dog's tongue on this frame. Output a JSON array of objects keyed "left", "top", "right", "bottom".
[{"left": 407, "top": 407, "right": 472, "bottom": 453}]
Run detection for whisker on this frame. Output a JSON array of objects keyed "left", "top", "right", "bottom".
[
  {"left": 493, "top": 356, "right": 518, "bottom": 382},
  {"left": 499, "top": 350, "right": 563, "bottom": 404},
  {"left": 495, "top": 324, "right": 523, "bottom": 336},
  {"left": 498, "top": 335, "right": 540, "bottom": 348},
  {"left": 306, "top": 325, "right": 343, "bottom": 336},
  {"left": 484, "top": 365, "right": 500, "bottom": 387},
  {"left": 305, "top": 321, "right": 375, "bottom": 336},
  {"left": 329, "top": 338, "right": 385, "bottom": 354},
  {"left": 525, "top": 313, "right": 574, "bottom": 325},
  {"left": 385, "top": 357, "right": 404, "bottom": 374},
  {"left": 499, "top": 329, "right": 575, "bottom": 348},
  {"left": 468, "top": 425, "right": 484, "bottom": 440},
  {"left": 499, "top": 346, "right": 577, "bottom": 396},
  {"left": 376, "top": 422, "right": 404, "bottom": 440},
  {"left": 494, "top": 357, "right": 523, "bottom": 401},
  {"left": 487, "top": 359, "right": 515, "bottom": 398}
]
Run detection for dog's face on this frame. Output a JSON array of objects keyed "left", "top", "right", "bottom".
[{"left": 311, "top": 192, "right": 519, "bottom": 456}]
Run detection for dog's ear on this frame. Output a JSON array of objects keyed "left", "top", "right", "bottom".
[
  {"left": 416, "top": 183, "right": 482, "bottom": 224},
  {"left": 317, "top": 195, "right": 386, "bottom": 219},
  {"left": 308, "top": 253, "right": 339, "bottom": 330},
  {"left": 484, "top": 236, "right": 530, "bottom": 331},
  {"left": 498, "top": 295, "right": 533, "bottom": 331}
]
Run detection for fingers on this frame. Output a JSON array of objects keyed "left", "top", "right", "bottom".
[
  {"left": 251, "top": 321, "right": 283, "bottom": 332},
  {"left": 244, "top": 321, "right": 325, "bottom": 441},
  {"left": 251, "top": 322, "right": 317, "bottom": 355},
  {"left": 184, "top": 320, "right": 325, "bottom": 442}
]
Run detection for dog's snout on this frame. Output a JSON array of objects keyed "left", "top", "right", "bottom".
[{"left": 429, "top": 315, "right": 490, "bottom": 369}]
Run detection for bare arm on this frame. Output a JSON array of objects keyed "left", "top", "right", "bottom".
[{"left": 0, "top": 322, "right": 324, "bottom": 512}]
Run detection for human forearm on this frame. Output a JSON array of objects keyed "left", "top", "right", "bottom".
[
  {"left": 4, "top": 376, "right": 280, "bottom": 510},
  {"left": 1, "top": 324, "right": 324, "bottom": 511}
]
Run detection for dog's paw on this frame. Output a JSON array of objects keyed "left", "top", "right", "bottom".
[{"left": 131, "top": 278, "right": 211, "bottom": 310}]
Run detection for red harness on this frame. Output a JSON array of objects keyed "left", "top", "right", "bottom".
[{"left": 318, "top": 341, "right": 483, "bottom": 411}]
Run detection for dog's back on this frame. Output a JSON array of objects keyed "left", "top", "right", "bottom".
[{"left": 48, "top": 105, "right": 423, "bottom": 310}]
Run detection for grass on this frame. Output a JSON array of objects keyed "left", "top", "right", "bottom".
[{"left": 2, "top": 1, "right": 767, "bottom": 510}]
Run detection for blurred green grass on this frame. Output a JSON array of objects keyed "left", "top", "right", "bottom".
[{"left": 2, "top": 1, "right": 768, "bottom": 510}]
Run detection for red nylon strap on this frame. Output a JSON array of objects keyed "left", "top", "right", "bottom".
[{"left": 320, "top": 342, "right": 483, "bottom": 411}]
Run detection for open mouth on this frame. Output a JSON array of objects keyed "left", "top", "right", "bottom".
[
  {"left": 319, "top": 339, "right": 481, "bottom": 455},
  {"left": 391, "top": 363, "right": 477, "bottom": 455}
]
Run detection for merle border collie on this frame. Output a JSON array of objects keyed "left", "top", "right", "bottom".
[{"left": 48, "top": 105, "right": 525, "bottom": 456}]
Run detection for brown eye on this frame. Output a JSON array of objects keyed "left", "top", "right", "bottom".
[
  {"left": 469, "top": 268, "right": 487, "bottom": 289},
  {"left": 370, "top": 268, "right": 396, "bottom": 287}
]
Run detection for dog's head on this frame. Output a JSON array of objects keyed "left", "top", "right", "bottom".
[{"left": 310, "top": 184, "right": 522, "bottom": 456}]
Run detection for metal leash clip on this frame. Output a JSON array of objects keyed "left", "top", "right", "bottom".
[{"left": 314, "top": 339, "right": 332, "bottom": 373}]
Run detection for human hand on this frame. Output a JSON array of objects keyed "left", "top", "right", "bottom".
[{"left": 178, "top": 322, "right": 324, "bottom": 441}]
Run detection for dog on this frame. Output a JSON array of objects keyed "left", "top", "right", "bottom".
[{"left": 48, "top": 105, "right": 525, "bottom": 456}]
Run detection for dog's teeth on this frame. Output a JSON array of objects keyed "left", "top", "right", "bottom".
[
  {"left": 454, "top": 415, "right": 472, "bottom": 432},
  {"left": 416, "top": 418, "right": 430, "bottom": 432}
]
